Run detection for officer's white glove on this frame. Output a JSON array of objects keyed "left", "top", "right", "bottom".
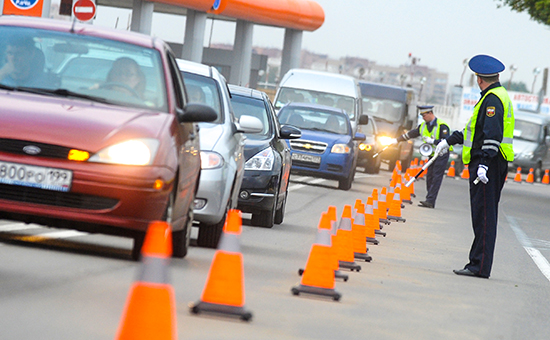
[
  {"left": 434, "top": 139, "right": 449, "bottom": 156},
  {"left": 390, "top": 138, "right": 398, "bottom": 145},
  {"left": 424, "top": 137, "right": 435, "bottom": 144},
  {"left": 477, "top": 165, "right": 489, "bottom": 184}
]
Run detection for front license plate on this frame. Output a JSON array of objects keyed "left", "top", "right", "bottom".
[
  {"left": 292, "top": 153, "right": 321, "bottom": 164},
  {"left": 0, "top": 161, "right": 73, "bottom": 192}
]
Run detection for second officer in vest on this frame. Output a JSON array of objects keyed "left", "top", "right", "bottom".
[
  {"left": 435, "top": 54, "right": 514, "bottom": 278},
  {"left": 392, "top": 105, "right": 450, "bottom": 208}
]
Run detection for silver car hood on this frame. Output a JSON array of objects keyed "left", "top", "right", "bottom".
[
  {"left": 513, "top": 139, "right": 536, "bottom": 154},
  {"left": 198, "top": 123, "right": 224, "bottom": 151}
]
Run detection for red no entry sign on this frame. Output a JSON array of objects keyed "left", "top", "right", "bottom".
[{"left": 73, "top": 0, "right": 96, "bottom": 22}]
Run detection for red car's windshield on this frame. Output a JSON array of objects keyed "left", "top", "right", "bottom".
[{"left": 0, "top": 26, "right": 167, "bottom": 111}]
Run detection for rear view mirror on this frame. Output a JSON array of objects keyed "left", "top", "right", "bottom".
[
  {"left": 358, "top": 114, "right": 369, "bottom": 125},
  {"left": 280, "top": 125, "right": 302, "bottom": 139},
  {"left": 178, "top": 103, "right": 217, "bottom": 123},
  {"left": 354, "top": 132, "right": 367, "bottom": 141},
  {"left": 237, "top": 115, "right": 263, "bottom": 134}
]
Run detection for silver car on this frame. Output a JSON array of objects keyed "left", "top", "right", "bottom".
[{"left": 177, "top": 59, "right": 261, "bottom": 248}]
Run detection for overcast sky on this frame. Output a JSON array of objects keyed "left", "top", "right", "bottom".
[{"left": 95, "top": 0, "right": 550, "bottom": 90}]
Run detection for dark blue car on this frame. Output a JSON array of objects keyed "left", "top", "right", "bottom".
[{"left": 278, "top": 103, "right": 367, "bottom": 190}]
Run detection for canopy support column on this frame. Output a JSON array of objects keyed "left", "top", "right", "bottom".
[
  {"left": 280, "top": 28, "right": 303, "bottom": 77},
  {"left": 181, "top": 9, "right": 207, "bottom": 62},
  {"left": 130, "top": 0, "right": 154, "bottom": 35},
  {"left": 230, "top": 19, "right": 253, "bottom": 86}
]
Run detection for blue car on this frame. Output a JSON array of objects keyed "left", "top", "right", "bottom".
[{"left": 278, "top": 103, "right": 367, "bottom": 190}]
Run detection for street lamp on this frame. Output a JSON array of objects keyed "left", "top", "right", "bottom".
[
  {"left": 507, "top": 64, "right": 517, "bottom": 90},
  {"left": 532, "top": 67, "right": 541, "bottom": 94},
  {"left": 418, "top": 77, "right": 427, "bottom": 103},
  {"left": 459, "top": 58, "right": 469, "bottom": 86}
]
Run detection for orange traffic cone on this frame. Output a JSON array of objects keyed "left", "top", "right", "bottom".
[
  {"left": 542, "top": 169, "right": 550, "bottom": 184},
  {"left": 291, "top": 225, "right": 342, "bottom": 301},
  {"left": 401, "top": 173, "right": 413, "bottom": 204},
  {"left": 333, "top": 205, "right": 361, "bottom": 272},
  {"left": 514, "top": 167, "right": 522, "bottom": 183},
  {"left": 388, "top": 187, "right": 406, "bottom": 223},
  {"left": 378, "top": 188, "right": 389, "bottom": 221},
  {"left": 460, "top": 164, "right": 470, "bottom": 179},
  {"left": 115, "top": 221, "right": 177, "bottom": 340},
  {"left": 447, "top": 160, "right": 456, "bottom": 177},
  {"left": 190, "top": 210, "right": 252, "bottom": 321},
  {"left": 526, "top": 168, "right": 535, "bottom": 184},
  {"left": 352, "top": 200, "right": 372, "bottom": 262},
  {"left": 298, "top": 211, "right": 349, "bottom": 282},
  {"left": 365, "top": 197, "right": 381, "bottom": 244}
]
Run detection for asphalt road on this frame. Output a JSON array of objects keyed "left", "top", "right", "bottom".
[{"left": 1, "top": 166, "right": 550, "bottom": 340}]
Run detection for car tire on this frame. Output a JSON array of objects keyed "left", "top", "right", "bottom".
[
  {"left": 197, "top": 202, "right": 228, "bottom": 249},
  {"left": 131, "top": 232, "right": 145, "bottom": 261},
  {"left": 338, "top": 171, "right": 353, "bottom": 190},
  {"left": 274, "top": 193, "right": 286, "bottom": 225},
  {"left": 172, "top": 205, "right": 192, "bottom": 258},
  {"left": 251, "top": 208, "right": 276, "bottom": 228}
]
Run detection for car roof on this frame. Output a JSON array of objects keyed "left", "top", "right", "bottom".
[
  {"left": 279, "top": 68, "right": 358, "bottom": 97},
  {"left": 176, "top": 58, "right": 213, "bottom": 78},
  {"left": 0, "top": 16, "right": 159, "bottom": 49},
  {"left": 515, "top": 110, "right": 550, "bottom": 124},
  {"left": 228, "top": 84, "right": 265, "bottom": 100}
]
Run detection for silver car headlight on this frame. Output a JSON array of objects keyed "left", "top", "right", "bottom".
[
  {"left": 331, "top": 144, "right": 350, "bottom": 154},
  {"left": 245, "top": 148, "right": 274, "bottom": 171},
  {"left": 201, "top": 151, "right": 225, "bottom": 169},
  {"left": 88, "top": 139, "right": 159, "bottom": 166}
]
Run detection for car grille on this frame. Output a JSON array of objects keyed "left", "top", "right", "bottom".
[
  {"left": 0, "top": 138, "right": 74, "bottom": 159},
  {"left": 291, "top": 160, "right": 320, "bottom": 169},
  {"left": 289, "top": 139, "right": 327, "bottom": 154},
  {"left": 0, "top": 184, "right": 118, "bottom": 210}
]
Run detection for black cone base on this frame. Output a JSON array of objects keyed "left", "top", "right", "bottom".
[
  {"left": 291, "top": 284, "right": 341, "bottom": 301},
  {"left": 339, "top": 260, "right": 361, "bottom": 271},
  {"left": 354, "top": 252, "right": 372, "bottom": 262},
  {"left": 190, "top": 301, "right": 253, "bottom": 321}
]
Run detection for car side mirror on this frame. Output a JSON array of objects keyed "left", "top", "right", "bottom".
[
  {"left": 178, "top": 103, "right": 217, "bottom": 123},
  {"left": 358, "top": 114, "right": 369, "bottom": 125},
  {"left": 236, "top": 115, "right": 263, "bottom": 134},
  {"left": 354, "top": 132, "right": 367, "bottom": 141},
  {"left": 280, "top": 125, "right": 302, "bottom": 139}
]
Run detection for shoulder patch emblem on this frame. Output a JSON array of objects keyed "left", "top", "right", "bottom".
[{"left": 486, "top": 107, "right": 496, "bottom": 117}]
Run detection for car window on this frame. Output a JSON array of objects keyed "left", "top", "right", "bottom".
[
  {"left": 514, "top": 119, "right": 541, "bottom": 142},
  {"left": 275, "top": 87, "right": 356, "bottom": 119},
  {"left": 0, "top": 26, "right": 167, "bottom": 111},
  {"left": 182, "top": 72, "right": 223, "bottom": 124},
  {"left": 362, "top": 97, "right": 404, "bottom": 122},
  {"left": 231, "top": 94, "right": 271, "bottom": 139},
  {"left": 278, "top": 107, "right": 349, "bottom": 135}
]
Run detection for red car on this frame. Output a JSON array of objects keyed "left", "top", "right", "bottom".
[{"left": 0, "top": 16, "right": 215, "bottom": 260}]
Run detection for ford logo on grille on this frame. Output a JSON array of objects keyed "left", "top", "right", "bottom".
[{"left": 23, "top": 145, "right": 41, "bottom": 155}]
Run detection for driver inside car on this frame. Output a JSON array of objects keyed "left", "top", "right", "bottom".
[{"left": 102, "top": 57, "right": 146, "bottom": 99}]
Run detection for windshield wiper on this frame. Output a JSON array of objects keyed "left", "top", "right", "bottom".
[
  {"left": 16, "top": 87, "right": 110, "bottom": 104},
  {"left": 0, "top": 83, "right": 16, "bottom": 91}
]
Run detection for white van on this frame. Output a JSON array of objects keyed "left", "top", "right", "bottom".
[{"left": 273, "top": 69, "right": 364, "bottom": 133}]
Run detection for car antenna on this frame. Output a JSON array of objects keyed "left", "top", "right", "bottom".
[{"left": 70, "top": 17, "right": 77, "bottom": 33}]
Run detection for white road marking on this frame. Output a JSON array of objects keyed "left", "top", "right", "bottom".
[
  {"left": 288, "top": 177, "right": 331, "bottom": 192},
  {"left": 0, "top": 223, "right": 88, "bottom": 239},
  {"left": 506, "top": 215, "right": 550, "bottom": 283}
]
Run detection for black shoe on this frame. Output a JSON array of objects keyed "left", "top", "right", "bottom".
[
  {"left": 418, "top": 201, "right": 434, "bottom": 208},
  {"left": 453, "top": 268, "right": 489, "bottom": 278}
]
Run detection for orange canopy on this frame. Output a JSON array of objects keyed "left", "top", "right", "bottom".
[{"left": 152, "top": 0, "right": 324, "bottom": 32}]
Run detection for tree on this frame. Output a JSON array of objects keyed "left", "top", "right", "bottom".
[
  {"left": 496, "top": 0, "right": 550, "bottom": 25},
  {"left": 503, "top": 80, "right": 530, "bottom": 92}
]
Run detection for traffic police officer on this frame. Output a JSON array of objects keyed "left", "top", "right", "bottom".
[
  {"left": 392, "top": 105, "right": 450, "bottom": 208},
  {"left": 435, "top": 54, "right": 514, "bottom": 279}
]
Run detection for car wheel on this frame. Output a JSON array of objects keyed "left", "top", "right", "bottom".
[
  {"left": 251, "top": 208, "right": 276, "bottom": 228},
  {"left": 274, "top": 193, "right": 287, "bottom": 225},
  {"left": 338, "top": 171, "right": 353, "bottom": 190},
  {"left": 197, "top": 202, "right": 228, "bottom": 248},
  {"left": 534, "top": 162, "right": 543, "bottom": 182},
  {"left": 131, "top": 232, "right": 145, "bottom": 261},
  {"left": 172, "top": 204, "right": 192, "bottom": 258}
]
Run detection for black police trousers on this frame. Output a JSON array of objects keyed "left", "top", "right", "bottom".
[
  {"left": 465, "top": 154, "right": 508, "bottom": 278},
  {"left": 425, "top": 153, "right": 449, "bottom": 207}
]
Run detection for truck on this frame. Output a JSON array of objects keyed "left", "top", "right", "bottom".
[{"left": 359, "top": 81, "right": 417, "bottom": 170}]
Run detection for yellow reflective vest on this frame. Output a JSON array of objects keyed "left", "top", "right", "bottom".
[
  {"left": 462, "top": 86, "right": 514, "bottom": 164},
  {"left": 419, "top": 118, "right": 452, "bottom": 156}
]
